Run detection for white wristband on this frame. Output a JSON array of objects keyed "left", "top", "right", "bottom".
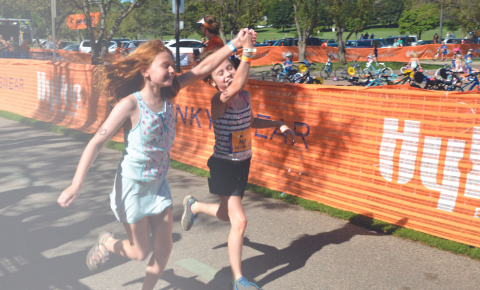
[{"left": 243, "top": 48, "right": 256, "bottom": 52}]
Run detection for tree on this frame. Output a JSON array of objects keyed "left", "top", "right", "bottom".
[
  {"left": 398, "top": 4, "right": 439, "bottom": 39},
  {"left": 325, "top": 0, "right": 374, "bottom": 63},
  {"left": 288, "top": 0, "right": 320, "bottom": 62},
  {"left": 67, "top": 0, "right": 147, "bottom": 64},
  {"left": 373, "top": 0, "right": 404, "bottom": 26},
  {"left": 267, "top": 0, "right": 294, "bottom": 32}
]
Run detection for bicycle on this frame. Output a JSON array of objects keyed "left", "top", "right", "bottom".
[
  {"left": 364, "top": 57, "right": 393, "bottom": 77},
  {"left": 335, "top": 57, "right": 366, "bottom": 80},
  {"left": 271, "top": 63, "right": 299, "bottom": 83},
  {"left": 457, "top": 72, "right": 480, "bottom": 92},
  {"left": 432, "top": 47, "right": 441, "bottom": 61},
  {"left": 296, "top": 62, "right": 323, "bottom": 84},
  {"left": 319, "top": 53, "right": 334, "bottom": 79}
]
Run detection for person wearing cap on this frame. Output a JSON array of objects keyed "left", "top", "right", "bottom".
[
  {"left": 198, "top": 15, "right": 224, "bottom": 52},
  {"left": 464, "top": 48, "right": 474, "bottom": 60},
  {"left": 453, "top": 47, "right": 462, "bottom": 60},
  {"left": 283, "top": 52, "right": 294, "bottom": 75}
]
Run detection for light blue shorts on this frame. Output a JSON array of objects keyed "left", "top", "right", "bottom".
[{"left": 110, "top": 172, "right": 173, "bottom": 224}]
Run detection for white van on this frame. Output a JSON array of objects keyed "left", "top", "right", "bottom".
[{"left": 79, "top": 40, "right": 116, "bottom": 53}]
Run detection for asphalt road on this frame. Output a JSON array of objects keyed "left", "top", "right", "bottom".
[{"left": 2, "top": 117, "right": 480, "bottom": 290}]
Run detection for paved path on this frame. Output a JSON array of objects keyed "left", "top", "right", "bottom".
[{"left": 1, "top": 117, "right": 480, "bottom": 290}]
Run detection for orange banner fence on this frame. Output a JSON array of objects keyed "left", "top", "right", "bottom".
[
  {"left": 2, "top": 59, "right": 480, "bottom": 247},
  {"left": 246, "top": 44, "right": 480, "bottom": 66}
]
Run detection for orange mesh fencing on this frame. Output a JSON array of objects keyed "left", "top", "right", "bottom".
[
  {"left": 2, "top": 59, "right": 480, "bottom": 247},
  {"left": 245, "top": 44, "right": 480, "bottom": 66}
]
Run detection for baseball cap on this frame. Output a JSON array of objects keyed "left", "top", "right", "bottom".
[
  {"left": 197, "top": 18, "right": 205, "bottom": 25},
  {"left": 468, "top": 48, "right": 474, "bottom": 51}
]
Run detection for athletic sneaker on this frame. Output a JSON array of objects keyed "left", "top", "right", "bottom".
[
  {"left": 233, "top": 277, "right": 261, "bottom": 290},
  {"left": 181, "top": 195, "right": 198, "bottom": 231}
]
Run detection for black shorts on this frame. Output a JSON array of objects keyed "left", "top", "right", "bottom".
[{"left": 207, "top": 156, "right": 251, "bottom": 199}]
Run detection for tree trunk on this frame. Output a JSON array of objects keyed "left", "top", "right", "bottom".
[
  {"left": 337, "top": 30, "right": 346, "bottom": 63},
  {"left": 298, "top": 41, "right": 306, "bottom": 62}
]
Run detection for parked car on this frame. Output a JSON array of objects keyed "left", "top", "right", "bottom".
[
  {"left": 256, "top": 25, "right": 266, "bottom": 28},
  {"left": 61, "top": 43, "right": 80, "bottom": 52},
  {"left": 57, "top": 41, "right": 75, "bottom": 49},
  {"left": 444, "top": 38, "right": 475, "bottom": 44},
  {"left": 124, "top": 40, "right": 148, "bottom": 53},
  {"left": 272, "top": 37, "right": 322, "bottom": 46},
  {"left": 255, "top": 40, "right": 276, "bottom": 47},
  {"left": 383, "top": 36, "right": 417, "bottom": 47},
  {"left": 165, "top": 39, "right": 203, "bottom": 54},
  {"left": 79, "top": 40, "right": 116, "bottom": 53},
  {"left": 111, "top": 38, "right": 131, "bottom": 42},
  {"left": 417, "top": 40, "right": 433, "bottom": 45}
]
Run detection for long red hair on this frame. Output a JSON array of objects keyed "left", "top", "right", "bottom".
[{"left": 94, "top": 39, "right": 180, "bottom": 105}]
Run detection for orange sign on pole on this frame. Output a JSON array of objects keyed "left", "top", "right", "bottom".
[{"left": 67, "top": 12, "right": 101, "bottom": 30}]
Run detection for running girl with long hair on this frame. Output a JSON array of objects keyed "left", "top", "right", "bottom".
[
  {"left": 181, "top": 32, "right": 296, "bottom": 290},
  {"left": 57, "top": 30, "right": 255, "bottom": 290}
]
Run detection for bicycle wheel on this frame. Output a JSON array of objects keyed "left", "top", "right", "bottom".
[
  {"left": 311, "top": 79, "right": 321, "bottom": 85},
  {"left": 320, "top": 66, "right": 327, "bottom": 79},
  {"left": 272, "top": 63, "right": 283, "bottom": 74},
  {"left": 435, "top": 68, "right": 443, "bottom": 79},
  {"left": 335, "top": 67, "right": 348, "bottom": 80},
  {"left": 290, "top": 65, "right": 299, "bottom": 74},
  {"left": 325, "top": 65, "right": 332, "bottom": 78},
  {"left": 382, "top": 67, "right": 394, "bottom": 77}
]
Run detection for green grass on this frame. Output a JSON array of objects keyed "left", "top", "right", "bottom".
[{"left": 2, "top": 109, "right": 480, "bottom": 261}]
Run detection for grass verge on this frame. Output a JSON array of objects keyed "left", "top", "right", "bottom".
[{"left": 1, "top": 109, "right": 479, "bottom": 261}]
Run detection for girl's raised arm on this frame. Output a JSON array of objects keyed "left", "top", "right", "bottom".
[
  {"left": 177, "top": 29, "right": 255, "bottom": 89},
  {"left": 57, "top": 97, "right": 137, "bottom": 208}
]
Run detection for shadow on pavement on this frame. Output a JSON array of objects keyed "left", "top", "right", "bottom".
[{"left": 207, "top": 215, "right": 397, "bottom": 289}]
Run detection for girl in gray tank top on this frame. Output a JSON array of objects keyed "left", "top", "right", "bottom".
[{"left": 181, "top": 31, "right": 296, "bottom": 290}]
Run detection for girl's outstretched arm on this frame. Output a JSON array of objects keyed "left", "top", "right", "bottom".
[
  {"left": 245, "top": 91, "right": 296, "bottom": 143},
  {"left": 177, "top": 29, "right": 257, "bottom": 90},
  {"left": 57, "top": 97, "right": 137, "bottom": 208}
]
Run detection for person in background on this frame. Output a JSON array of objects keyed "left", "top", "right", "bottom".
[
  {"left": 464, "top": 55, "right": 479, "bottom": 75},
  {"left": 370, "top": 33, "right": 375, "bottom": 39},
  {"left": 392, "top": 39, "right": 398, "bottom": 48},
  {"left": 283, "top": 52, "right": 293, "bottom": 74},
  {"left": 451, "top": 31, "right": 456, "bottom": 38},
  {"left": 397, "top": 37, "right": 403, "bottom": 47},
  {"left": 44, "top": 35, "right": 54, "bottom": 49},
  {"left": 408, "top": 52, "right": 422, "bottom": 71},
  {"left": 56, "top": 37, "right": 62, "bottom": 49},
  {"left": 454, "top": 53, "right": 463, "bottom": 72},
  {"left": 0, "top": 36, "right": 10, "bottom": 52},
  {"left": 452, "top": 47, "right": 461, "bottom": 59},
  {"left": 198, "top": 15, "right": 224, "bottom": 52},
  {"left": 8, "top": 36, "right": 20, "bottom": 51},
  {"left": 364, "top": 32, "right": 369, "bottom": 39},
  {"left": 321, "top": 40, "right": 328, "bottom": 47},
  {"left": 359, "top": 34, "right": 364, "bottom": 40},
  {"left": 440, "top": 41, "right": 448, "bottom": 61},
  {"left": 21, "top": 39, "right": 30, "bottom": 52},
  {"left": 446, "top": 31, "right": 450, "bottom": 38},
  {"left": 433, "top": 33, "right": 439, "bottom": 44},
  {"left": 373, "top": 43, "right": 378, "bottom": 61},
  {"left": 464, "top": 48, "right": 474, "bottom": 60}
]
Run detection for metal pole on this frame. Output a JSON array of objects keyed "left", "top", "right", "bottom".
[
  {"left": 439, "top": 2, "right": 444, "bottom": 41},
  {"left": 175, "top": 0, "right": 180, "bottom": 72},
  {"left": 51, "top": 0, "right": 56, "bottom": 62}
]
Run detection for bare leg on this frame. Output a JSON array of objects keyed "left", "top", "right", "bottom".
[
  {"left": 142, "top": 208, "right": 173, "bottom": 290},
  {"left": 220, "top": 195, "right": 247, "bottom": 281},
  {"left": 104, "top": 216, "right": 151, "bottom": 261},
  {"left": 192, "top": 200, "right": 229, "bottom": 222}
]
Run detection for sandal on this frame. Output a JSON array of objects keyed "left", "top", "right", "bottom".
[{"left": 86, "top": 231, "right": 114, "bottom": 271}]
